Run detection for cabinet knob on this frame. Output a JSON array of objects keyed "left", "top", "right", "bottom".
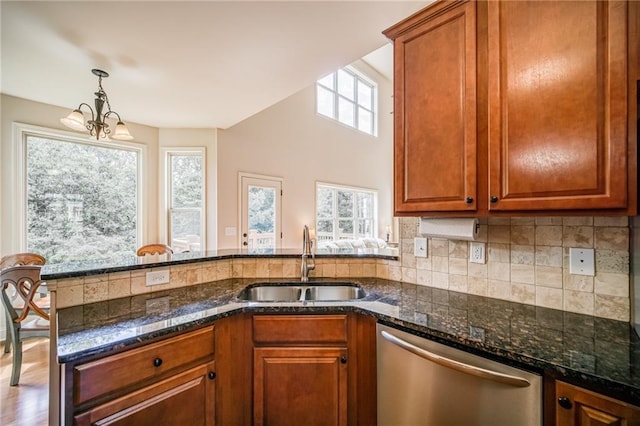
[
  {"left": 558, "top": 396, "right": 572, "bottom": 410},
  {"left": 208, "top": 371, "right": 216, "bottom": 380},
  {"left": 490, "top": 196, "right": 498, "bottom": 203},
  {"left": 465, "top": 197, "right": 473, "bottom": 204},
  {"left": 340, "top": 357, "right": 347, "bottom": 364},
  {"left": 153, "top": 357, "right": 163, "bottom": 368}
]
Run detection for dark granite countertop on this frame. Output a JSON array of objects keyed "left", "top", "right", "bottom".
[
  {"left": 41, "top": 248, "right": 399, "bottom": 280},
  {"left": 56, "top": 277, "right": 640, "bottom": 406}
]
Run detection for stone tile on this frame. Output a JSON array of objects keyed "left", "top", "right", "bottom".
[
  {"left": 431, "top": 272, "right": 449, "bottom": 289},
  {"left": 432, "top": 256, "right": 449, "bottom": 273},
  {"left": 535, "top": 266, "right": 562, "bottom": 288},
  {"left": 562, "top": 226, "right": 594, "bottom": 248},
  {"left": 488, "top": 262, "right": 510, "bottom": 281},
  {"left": 416, "top": 257, "right": 431, "bottom": 270},
  {"left": 511, "top": 245, "right": 535, "bottom": 265},
  {"left": 488, "top": 243, "right": 510, "bottom": 263},
  {"left": 511, "top": 264, "right": 534, "bottom": 284},
  {"left": 594, "top": 216, "right": 629, "bottom": 227},
  {"left": 594, "top": 272, "right": 630, "bottom": 297},
  {"left": 130, "top": 274, "right": 150, "bottom": 295},
  {"left": 430, "top": 239, "right": 449, "bottom": 257},
  {"left": 595, "top": 250, "right": 629, "bottom": 274},
  {"left": 467, "top": 276, "right": 488, "bottom": 296},
  {"left": 511, "top": 217, "right": 535, "bottom": 225},
  {"left": 217, "top": 261, "right": 231, "bottom": 279},
  {"left": 535, "top": 246, "right": 563, "bottom": 267},
  {"left": 417, "top": 269, "right": 432, "bottom": 286},
  {"left": 511, "top": 226, "right": 535, "bottom": 245},
  {"left": 536, "top": 286, "right": 563, "bottom": 310},
  {"left": 108, "top": 278, "right": 131, "bottom": 299},
  {"left": 535, "top": 217, "right": 563, "bottom": 226},
  {"left": 448, "top": 240, "right": 467, "bottom": 259},
  {"left": 323, "top": 263, "right": 337, "bottom": 278},
  {"left": 402, "top": 253, "right": 417, "bottom": 268},
  {"left": 511, "top": 283, "right": 535, "bottom": 305},
  {"left": 564, "top": 290, "right": 594, "bottom": 316},
  {"left": 56, "top": 285, "right": 84, "bottom": 308},
  {"left": 467, "top": 262, "right": 488, "bottom": 278},
  {"left": 536, "top": 226, "right": 563, "bottom": 246},
  {"left": 336, "top": 263, "right": 350, "bottom": 277},
  {"left": 563, "top": 272, "right": 594, "bottom": 292},
  {"left": 563, "top": 216, "right": 593, "bottom": 226},
  {"left": 402, "top": 267, "right": 417, "bottom": 284},
  {"left": 449, "top": 258, "right": 467, "bottom": 275},
  {"left": 83, "top": 282, "right": 108, "bottom": 304},
  {"left": 488, "top": 217, "right": 511, "bottom": 226},
  {"left": 595, "top": 227, "right": 629, "bottom": 251},
  {"left": 488, "top": 279, "right": 510, "bottom": 300},
  {"left": 594, "top": 294, "right": 629, "bottom": 321},
  {"left": 488, "top": 225, "right": 510, "bottom": 243},
  {"left": 449, "top": 274, "right": 468, "bottom": 292}
]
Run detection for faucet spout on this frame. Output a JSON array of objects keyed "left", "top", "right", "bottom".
[{"left": 301, "top": 225, "right": 315, "bottom": 282}]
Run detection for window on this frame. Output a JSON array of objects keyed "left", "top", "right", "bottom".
[
  {"left": 316, "top": 183, "right": 377, "bottom": 242},
  {"left": 21, "top": 126, "right": 142, "bottom": 263},
  {"left": 316, "top": 66, "right": 377, "bottom": 136},
  {"left": 166, "top": 150, "right": 205, "bottom": 252}
]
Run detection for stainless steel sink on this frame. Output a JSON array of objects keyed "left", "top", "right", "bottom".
[
  {"left": 304, "top": 285, "right": 366, "bottom": 301},
  {"left": 237, "top": 282, "right": 365, "bottom": 302}
]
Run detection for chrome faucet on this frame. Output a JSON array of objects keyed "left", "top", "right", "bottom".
[{"left": 301, "top": 225, "right": 315, "bottom": 282}]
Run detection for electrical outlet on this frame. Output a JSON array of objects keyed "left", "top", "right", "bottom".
[
  {"left": 146, "top": 269, "right": 170, "bottom": 286},
  {"left": 469, "top": 242, "right": 486, "bottom": 264},
  {"left": 414, "top": 237, "right": 427, "bottom": 258},
  {"left": 569, "top": 248, "right": 595, "bottom": 276}
]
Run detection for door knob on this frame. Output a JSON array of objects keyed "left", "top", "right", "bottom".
[
  {"left": 557, "top": 397, "right": 572, "bottom": 409},
  {"left": 490, "top": 196, "right": 498, "bottom": 203},
  {"left": 153, "top": 358, "right": 163, "bottom": 367}
]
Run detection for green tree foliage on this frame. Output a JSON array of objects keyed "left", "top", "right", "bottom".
[{"left": 26, "top": 136, "right": 137, "bottom": 263}]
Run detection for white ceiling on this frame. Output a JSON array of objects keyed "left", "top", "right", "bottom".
[{"left": 1, "top": 1, "right": 429, "bottom": 129}]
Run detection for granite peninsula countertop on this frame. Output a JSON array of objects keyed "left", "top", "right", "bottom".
[
  {"left": 55, "top": 277, "right": 640, "bottom": 406},
  {"left": 41, "top": 248, "right": 398, "bottom": 280}
]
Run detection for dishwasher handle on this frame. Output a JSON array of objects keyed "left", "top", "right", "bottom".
[{"left": 380, "top": 330, "right": 530, "bottom": 388}]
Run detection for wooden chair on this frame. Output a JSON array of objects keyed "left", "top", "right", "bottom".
[
  {"left": 1, "top": 265, "right": 50, "bottom": 386},
  {"left": 0, "top": 252, "right": 46, "bottom": 270},
  {"left": 136, "top": 243, "right": 174, "bottom": 256},
  {"left": 1, "top": 253, "right": 47, "bottom": 357}
]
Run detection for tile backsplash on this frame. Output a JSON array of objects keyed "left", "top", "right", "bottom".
[{"left": 397, "top": 216, "right": 630, "bottom": 321}]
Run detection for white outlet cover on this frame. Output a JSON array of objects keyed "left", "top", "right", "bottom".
[
  {"left": 469, "top": 242, "right": 486, "bottom": 264},
  {"left": 414, "top": 237, "right": 427, "bottom": 258},
  {"left": 569, "top": 248, "right": 595, "bottom": 276},
  {"left": 146, "top": 269, "right": 170, "bottom": 286}
]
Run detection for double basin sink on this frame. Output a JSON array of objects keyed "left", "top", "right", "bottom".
[{"left": 238, "top": 282, "right": 366, "bottom": 302}]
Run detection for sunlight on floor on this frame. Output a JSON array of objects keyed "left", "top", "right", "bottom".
[{"left": 0, "top": 338, "right": 49, "bottom": 426}]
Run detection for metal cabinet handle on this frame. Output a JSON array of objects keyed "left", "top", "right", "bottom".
[
  {"left": 465, "top": 197, "right": 473, "bottom": 204},
  {"left": 380, "top": 330, "right": 530, "bottom": 388},
  {"left": 208, "top": 371, "right": 216, "bottom": 380},
  {"left": 490, "top": 196, "right": 498, "bottom": 203},
  {"left": 340, "top": 357, "right": 347, "bottom": 364},
  {"left": 153, "top": 357, "right": 163, "bottom": 367}
]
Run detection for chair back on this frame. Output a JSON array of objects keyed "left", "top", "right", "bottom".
[
  {"left": 137, "top": 244, "right": 174, "bottom": 256},
  {"left": 1, "top": 265, "right": 49, "bottom": 323},
  {"left": 0, "top": 253, "right": 46, "bottom": 270}
]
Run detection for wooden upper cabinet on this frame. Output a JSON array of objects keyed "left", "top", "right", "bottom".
[
  {"left": 385, "top": 0, "right": 637, "bottom": 216},
  {"left": 487, "top": 0, "right": 631, "bottom": 211},
  {"left": 384, "top": 0, "right": 477, "bottom": 214}
]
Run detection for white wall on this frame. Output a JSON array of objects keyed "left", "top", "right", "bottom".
[{"left": 217, "top": 60, "right": 394, "bottom": 249}]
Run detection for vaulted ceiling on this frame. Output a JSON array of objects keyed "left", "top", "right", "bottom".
[{"left": 2, "top": 1, "right": 429, "bottom": 129}]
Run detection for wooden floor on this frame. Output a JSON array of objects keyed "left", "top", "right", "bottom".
[{"left": 0, "top": 338, "right": 49, "bottom": 426}]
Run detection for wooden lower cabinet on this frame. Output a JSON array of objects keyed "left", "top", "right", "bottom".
[
  {"left": 251, "top": 313, "right": 376, "bottom": 426},
  {"left": 254, "top": 347, "right": 348, "bottom": 426},
  {"left": 555, "top": 381, "right": 640, "bottom": 426},
  {"left": 67, "top": 326, "right": 216, "bottom": 425},
  {"left": 74, "top": 360, "right": 215, "bottom": 426}
]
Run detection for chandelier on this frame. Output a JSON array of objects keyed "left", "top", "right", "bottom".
[{"left": 60, "top": 69, "right": 133, "bottom": 141}]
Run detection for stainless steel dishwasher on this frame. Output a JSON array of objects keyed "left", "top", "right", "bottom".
[{"left": 377, "top": 324, "right": 542, "bottom": 426}]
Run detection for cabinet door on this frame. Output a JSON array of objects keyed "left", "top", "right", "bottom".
[
  {"left": 74, "top": 361, "right": 216, "bottom": 426},
  {"left": 387, "top": 1, "right": 478, "bottom": 214},
  {"left": 487, "top": 0, "right": 629, "bottom": 211},
  {"left": 555, "top": 381, "right": 640, "bottom": 425},
  {"left": 254, "top": 347, "right": 348, "bottom": 426}
]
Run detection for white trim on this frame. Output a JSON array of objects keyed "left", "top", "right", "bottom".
[
  {"left": 160, "top": 147, "right": 206, "bottom": 251},
  {"left": 14, "top": 122, "right": 146, "bottom": 252},
  {"left": 238, "top": 172, "right": 283, "bottom": 249}
]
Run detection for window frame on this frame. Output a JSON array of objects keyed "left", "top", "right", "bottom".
[
  {"left": 160, "top": 147, "right": 206, "bottom": 252},
  {"left": 315, "top": 65, "right": 378, "bottom": 136},
  {"left": 315, "top": 182, "right": 378, "bottom": 242},
  {"left": 15, "top": 122, "right": 146, "bottom": 254}
]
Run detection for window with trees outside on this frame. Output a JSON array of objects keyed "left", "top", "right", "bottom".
[
  {"left": 23, "top": 129, "right": 141, "bottom": 263},
  {"left": 166, "top": 150, "right": 204, "bottom": 253},
  {"left": 316, "top": 183, "right": 377, "bottom": 243},
  {"left": 316, "top": 66, "right": 378, "bottom": 136}
]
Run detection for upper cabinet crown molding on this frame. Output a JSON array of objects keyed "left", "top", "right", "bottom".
[{"left": 385, "top": 0, "right": 638, "bottom": 217}]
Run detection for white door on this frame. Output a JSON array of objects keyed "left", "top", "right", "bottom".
[{"left": 240, "top": 174, "right": 282, "bottom": 250}]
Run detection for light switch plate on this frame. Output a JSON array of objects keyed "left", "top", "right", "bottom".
[
  {"left": 569, "top": 248, "right": 595, "bottom": 276},
  {"left": 414, "top": 237, "right": 427, "bottom": 258},
  {"left": 146, "top": 269, "right": 170, "bottom": 286}
]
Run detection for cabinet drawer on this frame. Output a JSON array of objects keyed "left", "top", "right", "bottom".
[
  {"left": 73, "top": 326, "right": 214, "bottom": 406},
  {"left": 253, "top": 315, "right": 348, "bottom": 344}
]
